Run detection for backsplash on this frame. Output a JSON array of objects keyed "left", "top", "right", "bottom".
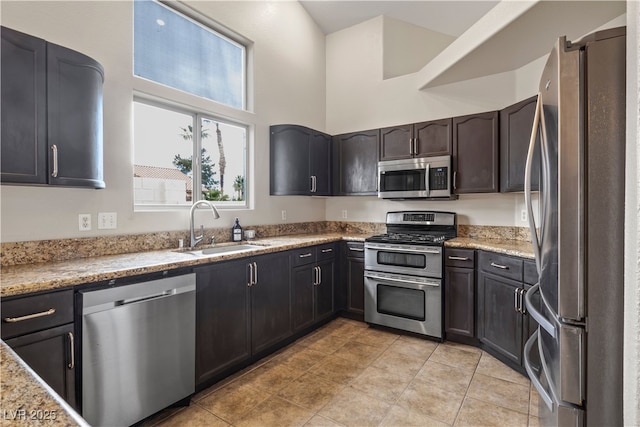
[{"left": 0, "top": 222, "right": 528, "bottom": 267}]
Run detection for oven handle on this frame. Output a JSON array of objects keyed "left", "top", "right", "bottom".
[
  {"left": 365, "top": 245, "right": 440, "bottom": 254},
  {"left": 365, "top": 273, "right": 439, "bottom": 287}
]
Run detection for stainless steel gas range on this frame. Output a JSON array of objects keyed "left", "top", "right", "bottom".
[{"left": 364, "top": 211, "right": 457, "bottom": 339}]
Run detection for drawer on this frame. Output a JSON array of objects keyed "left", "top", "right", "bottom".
[
  {"left": 478, "top": 251, "right": 523, "bottom": 282},
  {"left": 345, "top": 242, "right": 365, "bottom": 258},
  {"left": 290, "top": 246, "right": 316, "bottom": 267},
  {"left": 317, "top": 243, "right": 336, "bottom": 262},
  {"left": 445, "top": 248, "right": 475, "bottom": 268},
  {"left": 524, "top": 259, "right": 538, "bottom": 285},
  {"left": 1, "top": 289, "right": 74, "bottom": 340}
]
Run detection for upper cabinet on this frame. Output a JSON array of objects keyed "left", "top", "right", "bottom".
[
  {"left": 332, "top": 129, "right": 379, "bottom": 196},
  {"left": 499, "top": 95, "right": 540, "bottom": 192},
  {"left": 270, "top": 124, "right": 332, "bottom": 196},
  {"left": 452, "top": 111, "right": 499, "bottom": 194},
  {"left": 1, "top": 26, "right": 105, "bottom": 188},
  {"left": 379, "top": 118, "right": 452, "bottom": 161}
]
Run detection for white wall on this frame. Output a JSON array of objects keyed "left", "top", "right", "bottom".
[{"left": 0, "top": 1, "right": 327, "bottom": 242}]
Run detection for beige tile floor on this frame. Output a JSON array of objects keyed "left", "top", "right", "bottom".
[{"left": 150, "top": 318, "right": 541, "bottom": 427}]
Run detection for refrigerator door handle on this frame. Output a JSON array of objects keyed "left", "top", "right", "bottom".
[
  {"left": 525, "top": 283, "right": 555, "bottom": 337},
  {"left": 525, "top": 93, "right": 542, "bottom": 274},
  {"left": 524, "top": 328, "right": 554, "bottom": 411}
]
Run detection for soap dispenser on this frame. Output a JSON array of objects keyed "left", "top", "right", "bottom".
[{"left": 232, "top": 217, "right": 242, "bottom": 242}]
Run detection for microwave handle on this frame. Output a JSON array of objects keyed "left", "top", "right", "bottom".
[{"left": 425, "top": 163, "right": 430, "bottom": 196}]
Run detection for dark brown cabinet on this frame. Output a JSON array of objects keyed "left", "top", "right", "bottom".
[
  {"left": 444, "top": 248, "right": 475, "bottom": 340},
  {"left": 344, "top": 242, "right": 365, "bottom": 319},
  {"left": 1, "top": 290, "right": 77, "bottom": 409},
  {"left": 332, "top": 129, "right": 379, "bottom": 195},
  {"left": 291, "top": 244, "right": 336, "bottom": 333},
  {"left": 1, "top": 26, "right": 105, "bottom": 188},
  {"left": 379, "top": 119, "right": 452, "bottom": 161},
  {"left": 500, "top": 96, "right": 541, "bottom": 192},
  {"left": 270, "top": 125, "right": 331, "bottom": 196},
  {"left": 195, "top": 259, "right": 251, "bottom": 386},
  {"left": 195, "top": 251, "right": 290, "bottom": 386},
  {"left": 476, "top": 251, "right": 530, "bottom": 369},
  {"left": 452, "top": 111, "right": 499, "bottom": 193}
]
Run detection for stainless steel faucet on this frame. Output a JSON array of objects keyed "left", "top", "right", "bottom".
[{"left": 189, "top": 200, "right": 220, "bottom": 248}]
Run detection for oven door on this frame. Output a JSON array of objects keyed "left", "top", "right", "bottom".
[
  {"left": 365, "top": 242, "right": 442, "bottom": 278},
  {"left": 364, "top": 271, "right": 442, "bottom": 338}
]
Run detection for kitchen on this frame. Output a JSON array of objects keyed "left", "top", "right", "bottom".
[{"left": 1, "top": 0, "right": 639, "bottom": 426}]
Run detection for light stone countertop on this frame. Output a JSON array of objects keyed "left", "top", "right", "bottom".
[{"left": 446, "top": 237, "right": 535, "bottom": 259}]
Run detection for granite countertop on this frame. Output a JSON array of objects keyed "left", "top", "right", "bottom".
[
  {"left": 0, "top": 342, "right": 89, "bottom": 426},
  {"left": 445, "top": 237, "right": 535, "bottom": 259},
  {"left": 0, "top": 234, "right": 368, "bottom": 298}
]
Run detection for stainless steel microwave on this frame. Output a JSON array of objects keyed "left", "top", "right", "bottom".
[{"left": 378, "top": 155, "right": 452, "bottom": 199}]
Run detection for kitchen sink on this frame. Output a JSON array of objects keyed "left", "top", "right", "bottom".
[{"left": 179, "top": 243, "right": 265, "bottom": 257}]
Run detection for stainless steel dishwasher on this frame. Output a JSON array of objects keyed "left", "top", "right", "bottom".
[{"left": 81, "top": 274, "right": 196, "bottom": 427}]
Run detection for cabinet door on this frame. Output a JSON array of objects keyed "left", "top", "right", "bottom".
[
  {"left": 310, "top": 131, "right": 332, "bottom": 196},
  {"left": 332, "top": 130, "right": 379, "bottom": 195},
  {"left": 195, "top": 260, "right": 251, "bottom": 386},
  {"left": 6, "top": 323, "right": 77, "bottom": 409},
  {"left": 500, "top": 96, "right": 541, "bottom": 192},
  {"left": 414, "top": 118, "right": 452, "bottom": 157},
  {"left": 477, "top": 271, "right": 523, "bottom": 365},
  {"left": 0, "top": 27, "right": 47, "bottom": 184},
  {"left": 347, "top": 256, "right": 365, "bottom": 315},
  {"left": 444, "top": 266, "right": 475, "bottom": 338},
  {"left": 316, "top": 260, "right": 335, "bottom": 322},
  {"left": 251, "top": 253, "right": 291, "bottom": 354},
  {"left": 47, "top": 42, "right": 105, "bottom": 188},
  {"left": 291, "top": 265, "right": 315, "bottom": 332},
  {"left": 270, "top": 125, "right": 311, "bottom": 195},
  {"left": 379, "top": 125, "right": 413, "bottom": 161},
  {"left": 453, "top": 112, "right": 499, "bottom": 193}
]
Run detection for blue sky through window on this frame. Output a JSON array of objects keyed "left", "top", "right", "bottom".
[{"left": 134, "top": 0, "right": 244, "bottom": 109}]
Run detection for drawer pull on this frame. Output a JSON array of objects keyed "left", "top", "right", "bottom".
[
  {"left": 3, "top": 308, "right": 56, "bottom": 323},
  {"left": 299, "top": 253, "right": 313, "bottom": 258},
  {"left": 448, "top": 256, "right": 469, "bottom": 261},
  {"left": 349, "top": 247, "right": 364, "bottom": 252},
  {"left": 490, "top": 262, "right": 509, "bottom": 270},
  {"left": 321, "top": 248, "right": 333, "bottom": 253}
]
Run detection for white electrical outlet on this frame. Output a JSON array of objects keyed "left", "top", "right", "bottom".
[
  {"left": 341, "top": 210, "right": 348, "bottom": 219},
  {"left": 520, "top": 209, "right": 528, "bottom": 222},
  {"left": 281, "top": 210, "right": 287, "bottom": 221},
  {"left": 79, "top": 214, "right": 91, "bottom": 231},
  {"left": 98, "top": 212, "right": 117, "bottom": 230}
]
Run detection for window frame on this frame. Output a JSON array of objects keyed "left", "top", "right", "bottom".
[{"left": 132, "top": 0, "right": 253, "bottom": 212}]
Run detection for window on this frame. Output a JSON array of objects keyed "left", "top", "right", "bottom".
[
  {"left": 133, "top": 1, "right": 250, "bottom": 209},
  {"left": 134, "top": 0, "right": 245, "bottom": 109},
  {"left": 134, "top": 100, "right": 247, "bottom": 207}
]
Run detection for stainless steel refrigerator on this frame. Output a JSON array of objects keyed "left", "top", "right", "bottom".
[{"left": 523, "top": 27, "right": 625, "bottom": 426}]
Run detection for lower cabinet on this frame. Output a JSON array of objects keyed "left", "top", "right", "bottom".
[
  {"left": 344, "top": 242, "right": 365, "bottom": 319},
  {"left": 291, "top": 244, "right": 336, "bottom": 333},
  {"left": 476, "top": 251, "right": 528, "bottom": 369},
  {"left": 195, "top": 251, "right": 290, "bottom": 387},
  {"left": 1, "top": 289, "right": 77, "bottom": 409},
  {"left": 444, "top": 248, "right": 475, "bottom": 340}
]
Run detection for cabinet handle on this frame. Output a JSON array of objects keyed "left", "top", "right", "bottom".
[
  {"left": 247, "top": 263, "right": 254, "bottom": 286},
  {"left": 409, "top": 138, "right": 414, "bottom": 155},
  {"left": 313, "top": 266, "right": 319, "bottom": 285},
  {"left": 514, "top": 288, "right": 520, "bottom": 312},
  {"left": 299, "top": 253, "right": 313, "bottom": 258},
  {"left": 349, "top": 247, "right": 364, "bottom": 252},
  {"left": 51, "top": 145, "right": 59, "bottom": 178},
  {"left": 448, "top": 256, "right": 469, "bottom": 261},
  {"left": 453, "top": 171, "right": 457, "bottom": 190},
  {"left": 490, "top": 262, "right": 509, "bottom": 270},
  {"left": 519, "top": 288, "right": 526, "bottom": 314},
  {"left": 68, "top": 332, "right": 75, "bottom": 370},
  {"left": 321, "top": 248, "right": 333, "bottom": 253},
  {"left": 318, "top": 266, "right": 322, "bottom": 285},
  {"left": 253, "top": 262, "right": 258, "bottom": 285},
  {"left": 310, "top": 175, "right": 317, "bottom": 193},
  {"left": 413, "top": 138, "right": 418, "bottom": 155},
  {"left": 3, "top": 308, "right": 56, "bottom": 323}
]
